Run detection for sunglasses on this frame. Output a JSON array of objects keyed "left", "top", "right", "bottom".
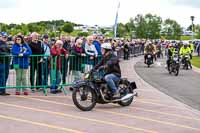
[{"left": 16, "top": 38, "right": 21, "bottom": 41}]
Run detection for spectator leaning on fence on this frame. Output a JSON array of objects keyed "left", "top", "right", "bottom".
[
  {"left": 61, "top": 36, "right": 71, "bottom": 84},
  {"left": 12, "top": 35, "right": 32, "bottom": 95},
  {"left": 41, "top": 34, "right": 51, "bottom": 87},
  {"left": 28, "top": 32, "right": 44, "bottom": 92},
  {"left": 50, "top": 40, "right": 68, "bottom": 94},
  {"left": 0, "top": 32, "right": 10, "bottom": 96},
  {"left": 84, "top": 36, "right": 98, "bottom": 72},
  {"left": 70, "top": 39, "right": 86, "bottom": 82}
]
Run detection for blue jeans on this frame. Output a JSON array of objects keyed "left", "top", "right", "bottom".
[
  {"left": 104, "top": 74, "right": 120, "bottom": 93},
  {"left": 41, "top": 60, "right": 49, "bottom": 86},
  {"left": 50, "top": 70, "right": 61, "bottom": 92},
  {"left": 0, "top": 64, "right": 9, "bottom": 94}
]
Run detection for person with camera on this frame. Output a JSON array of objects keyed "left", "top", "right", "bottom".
[{"left": 12, "top": 35, "right": 32, "bottom": 95}]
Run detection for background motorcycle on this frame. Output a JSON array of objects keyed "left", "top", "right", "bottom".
[
  {"left": 72, "top": 70, "right": 137, "bottom": 111},
  {"left": 168, "top": 51, "right": 180, "bottom": 76},
  {"left": 181, "top": 54, "right": 191, "bottom": 70},
  {"left": 146, "top": 53, "right": 153, "bottom": 68}
]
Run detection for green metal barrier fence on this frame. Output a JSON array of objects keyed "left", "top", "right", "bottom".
[
  {"left": 0, "top": 46, "right": 143, "bottom": 95},
  {"left": 0, "top": 55, "right": 102, "bottom": 95}
]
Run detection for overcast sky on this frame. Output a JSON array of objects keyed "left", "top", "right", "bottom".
[{"left": 1, "top": 0, "right": 200, "bottom": 28}]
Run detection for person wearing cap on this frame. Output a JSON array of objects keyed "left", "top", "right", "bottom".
[
  {"left": 40, "top": 34, "right": 51, "bottom": 87},
  {"left": 50, "top": 40, "right": 68, "bottom": 94},
  {"left": 93, "top": 42, "right": 121, "bottom": 98},
  {"left": 12, "top": 35, "right": 32, "bottom": 95},
  {"left": 0, "top": 32, "right": 11, "bottom": 96}
]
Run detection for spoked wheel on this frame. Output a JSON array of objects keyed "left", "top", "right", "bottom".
[
  {"left": 118, "top": 80, "right": 134, "bottom": 106},
  {"left": 72, "top": 85, "right": 97, "bottom": 111}
]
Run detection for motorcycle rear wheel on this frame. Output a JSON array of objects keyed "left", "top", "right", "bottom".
[{"left": 118, "top": 80, "right": 134, "bottom": 106}]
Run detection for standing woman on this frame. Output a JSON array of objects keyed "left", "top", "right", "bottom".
[{"left": 12, "top": 35, "right": 32, "bottom": 95}]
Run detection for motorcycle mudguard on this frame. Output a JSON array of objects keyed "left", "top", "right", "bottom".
[
  {"left": 130, "top": 82, "right": 137, "bottom": 90},
  {"left": 73, "top": 81, "right": 99, "bottom": 97},
  {"left": 73, "top": 81, "right": 88, "bottom": 88}
]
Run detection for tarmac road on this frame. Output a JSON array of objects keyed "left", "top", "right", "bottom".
[{"left": 135, "top": 58, "right": 200, "bottom": 111}]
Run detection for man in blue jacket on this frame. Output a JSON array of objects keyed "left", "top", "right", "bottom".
[
  {"left": 93, "top": 35, "right": 102, "bottom": 56},
  {"left": 0, "top": 32, "right": 10, "bottom": 96}
]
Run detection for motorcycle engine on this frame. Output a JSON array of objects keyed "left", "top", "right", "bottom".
[{"left": 100, "top": 84, "right": 110, "bottom": 96}]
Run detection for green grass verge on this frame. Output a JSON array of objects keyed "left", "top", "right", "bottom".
[
  {"left": 191, "top": 56, "right": 200, "bottom": 68},
  {"left": 180, "top": 36, "right": 193, "bottom": 40}
]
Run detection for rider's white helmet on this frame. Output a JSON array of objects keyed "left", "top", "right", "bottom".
[
  {"left": 183, "top": 41, "right": 189, "bottom": 46},
  {"left": 101, "top": 43, "right": 112, "bottom": 50}
]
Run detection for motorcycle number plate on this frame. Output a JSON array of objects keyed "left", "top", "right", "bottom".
[{"left": 173, "top": 57, "right": 178, "bottom": 61}]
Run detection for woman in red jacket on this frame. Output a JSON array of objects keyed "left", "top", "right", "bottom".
[{"left": 50, "top": 40, "right": 68, "bottom": 94}]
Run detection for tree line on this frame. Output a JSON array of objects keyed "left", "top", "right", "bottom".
[{"left": 0, "top": 13, "right": 199, "bottom": 39}]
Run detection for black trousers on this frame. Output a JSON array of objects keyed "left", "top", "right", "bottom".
[{"left": 30, "top": 57, "right": 42, "bottom": 89}]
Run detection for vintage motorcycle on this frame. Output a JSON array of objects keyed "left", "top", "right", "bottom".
[{"left": 72, "top": 70, "right": 137, "bottom": 111}]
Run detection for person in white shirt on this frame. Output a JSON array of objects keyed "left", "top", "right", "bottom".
[{"left": 83, "top": 36, "right": 98, "bottom": 72}]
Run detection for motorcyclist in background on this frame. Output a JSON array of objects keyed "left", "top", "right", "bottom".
[
  {"left": 179, "top": 41, "right": 192, "bottom": 69},
  {"left": 166, "top": 43, "right": 176, "bottom": 71},
  {"left": 144, "top": 41, "right": 156, "bottom": 64}
]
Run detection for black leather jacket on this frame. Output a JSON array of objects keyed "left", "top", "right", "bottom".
[{"left": 94, "top": 52, "right": 121, "bottom": 77}]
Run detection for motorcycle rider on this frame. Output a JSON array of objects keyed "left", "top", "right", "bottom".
[
  {"left": 180, "top": 41, "right": 192, "bottom": 69},
  {"left": 93, "top": 43, "right": 121, "bottom": 98},
  {"left": 144, "top": 41, "right": 155, "bottom": 64},
  {"left": 167, "top": 43, "right": 174, "bottom": 70}
]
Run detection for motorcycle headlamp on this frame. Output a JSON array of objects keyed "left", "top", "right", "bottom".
[{"left": 84, "top": 73, "right": 90, "bottom": 79}]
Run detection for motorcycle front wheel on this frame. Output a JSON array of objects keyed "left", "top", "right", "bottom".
[
  {"left": 174, "top": 68, "right": 179, "bottom": 76},
  {"left": 72, "top": 85, "right": 97, "bottom": 111}
]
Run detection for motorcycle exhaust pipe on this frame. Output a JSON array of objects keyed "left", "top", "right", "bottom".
[{"left": 121, "top": 93, "right": 134, "bottom": 101}]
